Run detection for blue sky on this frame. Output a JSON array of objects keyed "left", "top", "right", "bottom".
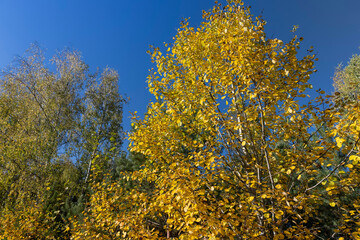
[{"left": 0, "top": 0, "right": 359, "bottom": 137}]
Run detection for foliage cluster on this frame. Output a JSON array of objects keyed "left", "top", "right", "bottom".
[
  {"left": 1, "top": 0, "right": 360, "bottom": 239},
  {"left": 0, "top": 45, "right": 130, "bottom": 239}
]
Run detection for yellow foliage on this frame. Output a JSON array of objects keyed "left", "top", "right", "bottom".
[
  {"left": 128, "top": 0, "right": 324, "bottom": 238},
  {"left": 0, "top": 200, "right": 52, "bottom": 239},
  {"left": 21, "top": 0, "right": 360, "bottom": 239}
]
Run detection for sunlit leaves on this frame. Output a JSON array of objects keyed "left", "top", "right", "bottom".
[
  {"left": 0, "top": 45, "right": 126, "bottom": 239},
  {"left": 1, "top": 0, "right": 360, "bottom": 239},
  {"left": 128, "top": 0, "right": 324, "bottom": 238}
]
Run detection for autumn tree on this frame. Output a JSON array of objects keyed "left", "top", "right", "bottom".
[
  {"left": 70, "top": 128, "right": 151, "bottom": 239},
  {"left": 0, "top": 45, "right": 126, "bottom": 239},
  {"left": 334, "top": 52, "right": 360, "bottom": 102},
  {"left": 322, "top": 51, "right": 360, "bottom": 239},
  {"left": 3, "top": 1, "right": 360, "bottom": 239},
  {"left": 297, "top": 52, "right": 360, "bottom": 238},
  {"left": 126, "top": 1, "right": 360, "bottom": 239}
]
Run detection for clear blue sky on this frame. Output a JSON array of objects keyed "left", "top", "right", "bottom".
[{"left": 0, "top": 0, "right": 359, "bottom": 137}]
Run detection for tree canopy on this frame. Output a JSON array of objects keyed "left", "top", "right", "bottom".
[
  {"left": 1, "top": 1, "right": 360, "bottom": 239},
  {"left": 0, "top": 45, "right": 127, "bottom": 239}
]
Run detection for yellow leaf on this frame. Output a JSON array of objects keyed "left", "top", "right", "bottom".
[
  {"left": 346, "top": 164, "right": 354, "bottom": 169},
  {"left": 335, "top": 137, "right": 345, "bottom": 148},
  {"left": 177, "top": 119, "right": 182, "bottom": 126}
]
